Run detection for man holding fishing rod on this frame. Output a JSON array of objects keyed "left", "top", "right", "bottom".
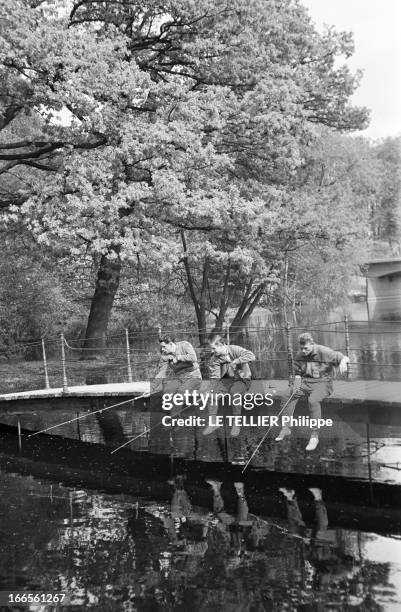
[
  {"left": 152, "top": 334, "right": 202, "bottom": 394},
  {"left": 202, "top": 334, "right": 256, "bottom": 437},
  {"left": 207, "top": 334, "right": 256, "bottom": 381},
  {"left": 275, "top": 333, "right": 349, "bottom": 451}
]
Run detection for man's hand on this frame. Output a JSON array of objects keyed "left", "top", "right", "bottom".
[
  {"left": 161, "top": 347, "right": 176, "bottom": 357},
  {"left": 338, "top": 356, "right": 350, "bottom": 375},
  {"left": 231, "top": 360, "right": 245, "bottom": 378}
]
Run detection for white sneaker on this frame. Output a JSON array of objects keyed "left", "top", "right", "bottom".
[
  {"left": 234, "top": 482, "right": 245, "bottom": 498},
  {"left": 308, "top": 487, "right": 323, "bottom": 501},
  {"left": 275, "top": 426, "right": 291, "bottom": 441},
  {"left": 279, "top": 487, "right": 296, "bottom": 501},
  {"left": 305, "top": 433, "right": 319, "bottom": 451},
  {"left": 205, "top": 479, "right": 223, "bottom": 492}
]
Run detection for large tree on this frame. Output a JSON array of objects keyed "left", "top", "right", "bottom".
[{"left": 0, "top": 0, "right": 369, "bottom": 353}]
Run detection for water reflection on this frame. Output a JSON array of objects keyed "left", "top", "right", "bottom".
[
  {"left": 0, "top": 469, "right": 399, "bottom": 610},
  {"left": 2, "top": 406, "right": 401, "bottom": 485}
]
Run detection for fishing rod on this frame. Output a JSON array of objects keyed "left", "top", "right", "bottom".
[
  {"left": 27, "top": 392, "right": 152, "bottom": 438},
  {"left": 241, "top": 385, "right": 299, "bottom": 474},
  {"left": 110, "top": 400, "right": 196, "bottom": 454},
  {"left": 27, "top": 346, "right": 170, "bottom": 440}
]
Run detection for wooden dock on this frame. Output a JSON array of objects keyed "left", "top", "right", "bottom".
[
  {"left": 0, "top": 381, "right": 150, "bottom": 402},
  {"left": 0, "top": 379, "right": 399, "bottom": 407}
]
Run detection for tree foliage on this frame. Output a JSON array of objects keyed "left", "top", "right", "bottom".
[
  {"left": 0, "top": 225, "right": 84, "bottom": 356},
  {"left": 0, "top": 0, "right": 375, "bottom": 347},
  {"left": 370, "top": 137, "right": 401, "bottom": 252}
]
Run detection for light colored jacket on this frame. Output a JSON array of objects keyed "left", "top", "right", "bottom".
[
  {"left": 208, "top": 344, "right": 255, "bottom": 379},
  {"left": 155, "top": 340, "right": 202, "bottom": 379},
  {"left": 294, "top": 343, "right": 345, "bottom": 381}
]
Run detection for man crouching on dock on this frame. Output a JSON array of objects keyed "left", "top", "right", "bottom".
[
  {"left": 275, "top": 333, "right": 349, "bottom": 451},
  {"left": 203, "top": 334, "right": 256, "bottom": 437},
  {"left": 152, "top": 335, "right": 202, "bottom": 396},
  {"left": 208, "top": 334, "right": 256, "bottom": 381}
]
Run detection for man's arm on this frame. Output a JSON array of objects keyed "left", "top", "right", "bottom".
[
  {"left": 174, "top": 341, "right": 198, "bottom": 364},
  {"left": 328, "top": 348, "right": 345, "bottom": 365},
  {"left": 229, "top": 345, "right": 256, "bottom": 366},
  {"left": 323, "top": 346, "right": 349, "bottom": 374},
  {"left": 154, "top": 356, "right": 170, "bottom": 379}
]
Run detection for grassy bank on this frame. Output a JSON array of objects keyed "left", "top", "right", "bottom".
[{"left": 0, "top": 359, "right": 137, "bottom": 395}]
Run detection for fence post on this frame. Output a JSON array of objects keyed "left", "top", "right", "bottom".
[
  {"left": 344, "top": 315, "right": 351, "bottom": 379},
  {"left": 225, "top": 320, "right": 230, "bottom": 345},
  {"left": 60, "top": 333, "right": 68, "bottom": 393},
  {"left": 125, "top": 328, "right": 133, "bottom": 383},
  {"left": 286, "top": 322, "right": 294, "bottom": 384},
  {"left": 41, "top": 338, "right": 50, "bottom": 389}
]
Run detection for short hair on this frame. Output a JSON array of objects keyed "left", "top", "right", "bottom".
[
  {"left": 159, "top": 334, "right": 175, "bottom": 344},
  {"left": 298, "top": 332, "right": 314, "bottom": 345},
  {"left": 208, "top": 333, "right": 226, "bottom": 345}
]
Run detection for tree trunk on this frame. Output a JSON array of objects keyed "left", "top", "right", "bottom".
[
  {"left": 82, "top": 248, "right": 122, "bottom": 359},
  {"left": 211, "top": 260, "right": 231, "bottom": 336},
  {"left": 229, "top": 284, "right": 265, "bottom": 342},
  {"left": 180, "top": 230, "right": 209, "bottom": 345}
]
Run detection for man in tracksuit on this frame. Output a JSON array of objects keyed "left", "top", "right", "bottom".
[
  {"left": 203, "top": 334, "right": 256, "bottom": 437},
  {"left": 275, "top": 332, "right": 349, "bottom": 451}
]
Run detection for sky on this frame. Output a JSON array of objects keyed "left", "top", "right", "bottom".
[{"left": 301, "top": 0, "right": 401, "bottom": 139}]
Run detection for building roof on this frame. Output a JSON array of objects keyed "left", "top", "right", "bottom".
[
  {"left": 364, "top": 258, "right": 401, "bottom": 278},
  {"left": 365, "top": 258, "right": 401, "bottom": 265}
]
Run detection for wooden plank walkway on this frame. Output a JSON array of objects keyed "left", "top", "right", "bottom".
[{"left": 0, "top": 379, "right": 399, "bottom": 406}]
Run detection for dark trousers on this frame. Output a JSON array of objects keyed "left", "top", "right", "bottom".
[{"left": 281, "top": 379, "right": 331, "bottom": 427}]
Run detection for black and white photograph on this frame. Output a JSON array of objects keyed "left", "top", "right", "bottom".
[{"left": 0, "top": 0, "right": 400, "bottom": 610}]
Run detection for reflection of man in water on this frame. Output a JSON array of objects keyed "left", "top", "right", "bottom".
[
  {"left": 276, "top": 333, "right": 349, "bottom": 451},
  {"left": 166, "top": 476, "right": 209, "bottom": 538},
  {"left": 203, "top": 335, "right": 255, "bottom": 437},
  {"left": 206, "top": 479, "right": 269, "bottom": 565},
  {"left": 156, "top": 475, "right": 209, "bottom": 579},
  {"left": 279, "top": 486, "right": 329, "bottom": 538},
  {"left": 279, "top": 486, "right": 358, "bottom": 591}
]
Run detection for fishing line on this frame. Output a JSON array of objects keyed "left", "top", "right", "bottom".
[
  {"left": 110, "top": 400, "right": 197, "bottom": 454},
  {"left": 27, "top": 392, "right": 150, "bottom": 438},
  {"left": 241, "top": 387, "right": 299, "bottom": 474}
]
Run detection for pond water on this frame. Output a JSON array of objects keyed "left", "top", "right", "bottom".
[
  {"left": 0, "top": 404, "right": 401, "bottom": 610},
  {"left": 1, "top": 460, "right": 401, "bottom": 610}
]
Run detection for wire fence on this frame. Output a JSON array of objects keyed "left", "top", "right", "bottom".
[{"left": 0, "top": 319, "right": 400, "bottom": 394}]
